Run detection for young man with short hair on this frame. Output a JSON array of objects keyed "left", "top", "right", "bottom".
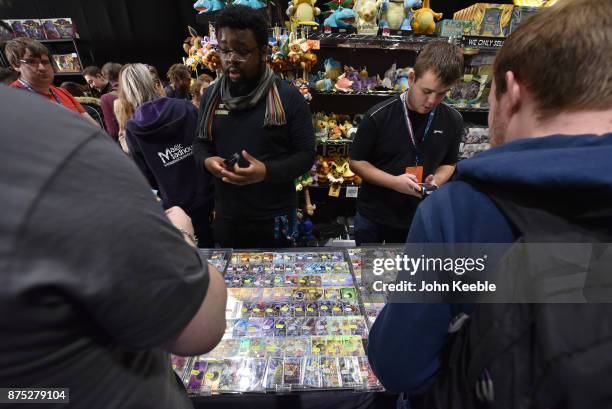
[
  {"left": 193, "top": 5, "right": 315, "bottom": 248},
  {"left": 349, "top": 41, "right": 464, "bottom": 245},
  {"left": 83, "top": 65, "right": 112, "bottom": 97},
  {"left": 7, "top": 37, "right": 98, "bottom": 126},
  {"left": 368, "top": 0, "right": 612, "bottom": 406}
]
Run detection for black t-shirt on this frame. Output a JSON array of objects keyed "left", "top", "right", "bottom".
[
  {"left": 349, "top": 96, "right": 463, "bottom": 228},
  {"left": 0, "top": 87, "right": 209, "bottom": 409},
  {"left": 193, "top": 79, "right": 315, "bottom": 220}
]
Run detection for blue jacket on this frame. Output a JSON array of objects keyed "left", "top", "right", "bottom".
[{"left": 367, "top": 133, "right": 612, "bottom": 394}]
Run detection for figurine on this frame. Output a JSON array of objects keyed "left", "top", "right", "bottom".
[
  {"left": 233, "top": 0, "right": 266, "bottom": 9},
  {"left": 410, "top": 0, "right": 442, "bottom": 35},
  {"left": 193, "top": 0, "right": 225, "bottom": 14},
  {"left": 287, "top": 0, "right": 321, "bottom": 26},
  {"left": 323, "top": 7, "right": 357, "bottom": 28}
]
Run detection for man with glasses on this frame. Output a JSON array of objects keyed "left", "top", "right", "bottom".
[
  {"left": 193, "top": 5, "right": 315, "bottom": 248},
  {"left": 6, "top": 37, "right": 98, "bottom": 125}
]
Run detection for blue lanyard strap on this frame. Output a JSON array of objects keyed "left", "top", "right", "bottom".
[
  {"left": 400, "top": 90, "right": 436, "bottom": 165},
  {"left": 18, "top": 79, "right": 64, "bottom": 106}
]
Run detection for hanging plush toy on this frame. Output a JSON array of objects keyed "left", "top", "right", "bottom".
[
  {"left": 410, "top": 0, "right": 442, "bottom": 35},
  {"left": 193, "top": 0, "right": 226, "bottom": 14}
]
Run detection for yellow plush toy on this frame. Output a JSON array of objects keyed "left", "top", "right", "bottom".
[
  {"left": 411, "top": 0, "right": 442, "bottom": 35},
  {"left": 287, "top": 0, "right": 321, "bottom": 26}
]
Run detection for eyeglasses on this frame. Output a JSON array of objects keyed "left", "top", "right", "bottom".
[
  {"left": 217, "top": 46, "right": 259, "bottom": 62},
  {"left": 19, "top": 58, "right": 53, "bottom": 68}
]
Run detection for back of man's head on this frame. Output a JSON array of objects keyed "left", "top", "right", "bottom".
[
  {"left": 4, "top": 37, "right": 50, "bottom": 68},
  {"left": 494, "top": 0, "right": 612, "bottom": 120},
  {"left": 414, "top": 41, "right": 463, "bottom": 87},
  {"left": 101, "top": 62, "right": 122, "bottom": 83}
]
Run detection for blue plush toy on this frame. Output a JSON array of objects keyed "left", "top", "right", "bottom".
[
  {"left": 233, "top": 0, "right": 267, "bottom": 9},
  {"left": 378, "top": 0, "right": 421, "bottom": 30},
  {"left": 193, "top": 0, "right": 225, "bottom": 14},
  {"left": 323, "top": 7, "right": 357, "bottom": 28}
]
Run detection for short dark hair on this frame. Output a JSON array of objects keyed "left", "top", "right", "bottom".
[
  {"left": 60, "top": 81, "right": 86, "bottom": 97},
  {"left": 167, "top": 63, "right": 192, "bottom": 82},
  {"left": 215, "top": 5, "right": 269, "bottom": 49},
  {"left": 82, "top": 66, "right": 102, "bottom": 77},
  {"left": 4, "top": 37, "right": 50, "bottom": 67},
  {"left": 414, "top": 41, "right": 463, "bottom": 86},
  {"left": 101, "top": 62, "right": 122, "bottom": 82},
  {"left": 494, "top": 0, "right": 612, "bottom": 120}
]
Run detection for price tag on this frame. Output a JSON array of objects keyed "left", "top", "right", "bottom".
[
  {"left": 205, "top": 372, "right": 215, "bottom": 379},
  {"left": 191, "top": 370, "right": 200, "bottom": 375},
  {"left": 329, "top": 184, "right": 341, "bottom": 197},
  {"left": 346, "top": 186, "right": 359, "bottom": 198}
]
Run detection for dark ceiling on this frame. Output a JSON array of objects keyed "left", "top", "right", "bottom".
[{"left": 0, "top": 0, "right": 512, "bottom": 80}]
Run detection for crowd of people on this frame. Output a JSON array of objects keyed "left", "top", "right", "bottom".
[{"left": 1, "top": 0, "right": 611, "bottom": 407}]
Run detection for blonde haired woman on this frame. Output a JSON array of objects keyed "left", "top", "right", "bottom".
[{"left": 120, "top": 63, "right": 214, "bottom": 246}]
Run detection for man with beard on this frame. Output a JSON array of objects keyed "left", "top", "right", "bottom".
[
  {"left": 193, "top": 5, "right": 315, "bottom": 248},
  {"left": 165, "top": 64, "right": 193, "bottom": 100},
  {"left": 367, "top": 0, "right": 612, "bottom": 406}
]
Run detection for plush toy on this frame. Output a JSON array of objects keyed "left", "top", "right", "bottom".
[
  {"left": 315, "top": 58, "right": 342, "bottom": 91},
  {"left": 287, "top": 0, "right": 321, "bottom": 26},
  {"left": 344, "top": 66, "right": 377, "bottom": 91},
  {"left": 323, "top": 7, "right": 357, "bottom": 28},
  {"left": 328, "top": 159, "right": 345, "bottom": 185},
  {"left": 378, "top": 0, "right": 421, "bottom": 30},
  {"left": 394, "top": 67, "right": 411, "bottom": 92},
  {"left": 297, "top": 209, "right": 315, "bottom": 245},
  {"left": 193, "top": 0, "right": 225, "bottom": 14},
  {"left": 355, "top": 0, "right": 381, "bottom": 34},
  {"left": 381, "top": 63, "right": 397, "bottom": 89},
  {"left": 233, "top": 0, "right": 266, "bottom": 9},
  {"left": 334, "top": 74, "right": 354, "bottom": 92},
  {"left": 410, "top": 0, "right": 442, "bottom": 35}
]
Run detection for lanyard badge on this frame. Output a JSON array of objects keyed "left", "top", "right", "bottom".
[
  {"left": 400, "top": 90, "right": 436, "bottom": 168},
  {"left": 18, "top": 79, "right": 64, "bottom": 106}
]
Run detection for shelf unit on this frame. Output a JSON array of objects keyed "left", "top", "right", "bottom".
[{"left": 309, "top": 32, "right": 444, "bottom": 51}]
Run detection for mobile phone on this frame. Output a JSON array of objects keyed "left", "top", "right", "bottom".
[
  {"left": 224, "top": 152, "right": 241, "bottom": 169},
  {"left": 419, "top": 183, "right": 438, "bottom": 197}
]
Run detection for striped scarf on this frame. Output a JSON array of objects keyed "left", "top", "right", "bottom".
[{"left": 198, "top": 66, "right": 286, "bottom": 141}]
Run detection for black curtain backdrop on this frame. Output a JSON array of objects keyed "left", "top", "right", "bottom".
[{"left": 0, "top": 0, "right": 512, "bottom": 79}]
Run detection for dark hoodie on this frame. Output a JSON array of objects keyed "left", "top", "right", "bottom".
[
  {"left": 367, "top": 133, "right": 612, "bottom": 397},
  {"left": 125, "top": 97, "right": 213, "bottom": 222}
]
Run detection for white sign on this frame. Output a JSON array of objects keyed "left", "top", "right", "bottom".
[{"left": 346, "top": 186, "right": 359, "bottom": 198}]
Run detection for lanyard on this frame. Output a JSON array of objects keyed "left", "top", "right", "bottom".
[
  {"left": 400, "top": 90, "right": 436, "bottom": 165},
  {"left": 18, "top": 79, "right": 64, "bottom": 106}
]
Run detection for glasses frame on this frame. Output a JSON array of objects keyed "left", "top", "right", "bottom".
[
  {"left": 217, "top": 46, "right": 260, "bottom": 62},
  {"left": 19, "top": 58, "right": 53, "bottom": 68}
]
